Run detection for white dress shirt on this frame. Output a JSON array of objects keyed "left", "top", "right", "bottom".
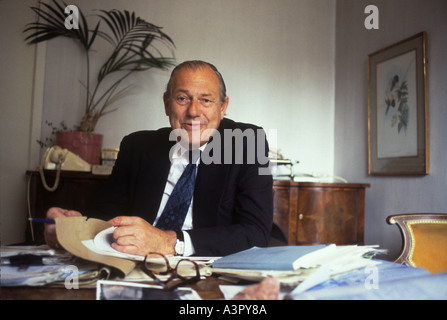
[{"left": 153, "top": 144, "right": 205, "bottom": 256}]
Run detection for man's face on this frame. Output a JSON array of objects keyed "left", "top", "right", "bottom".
[{"left": 164, "top": 66, "right": 229, "bottom": 149}]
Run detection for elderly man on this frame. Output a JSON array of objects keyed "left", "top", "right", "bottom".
[{"left": 45, "top": 60, "right": 273, "bottom": 257}]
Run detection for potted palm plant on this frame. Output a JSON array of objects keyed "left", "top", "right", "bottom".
[{"left": 24, "top": 0, "right": 175, "bottom": 164}]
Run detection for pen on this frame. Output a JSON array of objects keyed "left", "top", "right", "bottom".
[
  {"left": 29, "top": 218, "right": 55, "bottom": 224},
  {"left": 1, "top": 254, "right": 66, "bottom": 266}
]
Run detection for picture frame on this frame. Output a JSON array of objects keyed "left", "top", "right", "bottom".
[{"left": 368, "top": 32, "right": 429, "bottom": 175}]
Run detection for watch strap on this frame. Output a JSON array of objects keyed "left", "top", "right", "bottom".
[
  {"left": 174, "top": 230, "right": 185, "bottom": 256},
  {"left": 175, "top": 230, "right": 184, "bottom": 242}
]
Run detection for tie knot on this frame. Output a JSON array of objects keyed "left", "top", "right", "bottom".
[{"left": 188, "top": 149, "right": 201, "bottom": 164}]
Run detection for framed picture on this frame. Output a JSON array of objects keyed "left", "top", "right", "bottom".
[{"left": 368, "top": 32, "right": 429, "bottom": 175}]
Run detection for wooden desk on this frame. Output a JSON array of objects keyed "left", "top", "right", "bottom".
[
  {"left": 1, "top": 276, "right": 228, "bottom": 300},
  {"left": 1, "top": 286, "right": 96, "bottom": 300}
]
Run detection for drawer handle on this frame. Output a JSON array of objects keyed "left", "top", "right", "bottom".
[{"left": 299, "top": 213, "right": 304, "bottom": 220}]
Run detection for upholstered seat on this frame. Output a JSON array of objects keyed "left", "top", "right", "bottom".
[{"left": 387, "top": 214, "right": 447, "bottom": 273}]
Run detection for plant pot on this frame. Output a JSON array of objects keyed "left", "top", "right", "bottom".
[{"left": 55, "top": 131, "right": 103, "bottom": 165}]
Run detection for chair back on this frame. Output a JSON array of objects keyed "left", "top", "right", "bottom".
[{"left": 387, "top": 213, "right": 447, "bottom": 273}]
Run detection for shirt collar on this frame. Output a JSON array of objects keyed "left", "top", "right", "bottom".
[{"left": 170, "top": 142, "right": 207, "bottom": 164}]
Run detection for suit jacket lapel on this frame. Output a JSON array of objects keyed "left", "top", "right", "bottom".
[
  {"left": 193, "top": 121, "right": 232, "bottom": 228},
  {"left": 137, "top": 131, "right": 175, "bottom": 222},
  {"left": 193, "top": 161, "right": 230, "bottom": 228}
]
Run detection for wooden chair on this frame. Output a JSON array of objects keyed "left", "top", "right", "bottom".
[{"left": 387, "top": 213, "right": 447, "bottom": 273}]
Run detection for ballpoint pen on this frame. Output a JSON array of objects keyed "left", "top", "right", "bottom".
[
  {"left": 1, "top": 253, "right": 73, "bottom": 266},
  {"left": 28, "top": 218, "right": 55, "bottom": 224},
  {"left": 1, "top": 254, "right": 54, "bottom": 266}
]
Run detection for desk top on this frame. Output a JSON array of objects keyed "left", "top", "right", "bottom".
[
  {"left": 3, "top": 261, "right": 447, "bottom": 300},
  {"left": 1, "top": 276, "right": 228, "bottom": 300}
]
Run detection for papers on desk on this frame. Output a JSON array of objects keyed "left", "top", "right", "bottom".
[
  {"left": 212, "top": 244, "right": 331, "bottom": 270},
  {"left": 1, "top": 245, "right": 59, "bottom": 258},
  {"left": 211, "top": 244, "right": 385, "bottom": 286},
  {"left": 1, "top": 246, "right": 70, "bottom": 286},
  {"left": 0, "top": 246, "right": 109, "bottom": 287},
  {"left": 289, "top": 260, "right": 447, "bottom": 300},
  {"left": 2, "top": 264, "right": 70, "bottom": 287}
]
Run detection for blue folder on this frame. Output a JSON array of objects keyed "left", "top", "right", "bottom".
[{"left": 212, "top": 245, "right": 328, "bottom": 270}]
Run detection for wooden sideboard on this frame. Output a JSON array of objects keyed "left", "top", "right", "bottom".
[
  {"left": 272, "top": 180, "right": 370, "bottom": 245},
  {"left": 26, "top": 170, "right": 109, "bottom": 243},
  {"left": 26, "top": 171, "right": 369, "bottom": 246}
]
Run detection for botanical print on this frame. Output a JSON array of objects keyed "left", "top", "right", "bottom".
[
  {"left": 384, "top": 74, "right": 409, "bottom": 134},
  {"left": 376, "top": 50, "right": 418, "bottom": 159}
]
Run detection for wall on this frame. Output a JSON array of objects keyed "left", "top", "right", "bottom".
[
  {"left": 41, "top": 0, "right": 336, "bottom": 175},
  {"left": 0, "top": 0, "right": 40, "bottom": 245},
  {"left": 1, "top": 0, "right": 336, "bottom": 244},
  {"left": 335, "top": 0, "right": 447, "bottom": 259}
]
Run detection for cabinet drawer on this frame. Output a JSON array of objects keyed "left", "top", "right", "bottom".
[
  {"left": 273, "top": 181, "right": 368, "bottom": 245},
  {"left": 297, "top": 188, "right": 362, "bottom": 244},
  {"left": 272, "top": 185, "right": 298, "bottom": 244}
]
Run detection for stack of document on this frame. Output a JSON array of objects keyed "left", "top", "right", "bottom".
[
  {"left": 211, "top": 244, "right": 386, "bottom": 286},
  {"left": 0, "top": 246, "right": 109, "bottom": 287}
]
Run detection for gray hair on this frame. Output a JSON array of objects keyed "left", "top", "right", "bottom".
[{"left": 165, "top": 60, "right": 227, "bottom": 104}]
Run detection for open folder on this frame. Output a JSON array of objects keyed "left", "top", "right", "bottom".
[
  {"left": 55, "top": 216, "right": 137, "bottom": 276},
  {"left": 55, "top": 217, "right": 217, "bottom": 277}
]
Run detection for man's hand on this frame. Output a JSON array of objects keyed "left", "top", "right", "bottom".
[
  {"left": 44, "top": 207, "right": 82, "bottom": 248},
  {"left": 109, "top": 216, "right": 177, "bottom": 256}
]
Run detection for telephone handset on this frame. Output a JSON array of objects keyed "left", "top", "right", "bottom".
[
  {"left": 42, "top": 146, "right": 91, "bottom": 171},
  {"left": 39, "top": 146, "right": 91, "bottom": 191}
]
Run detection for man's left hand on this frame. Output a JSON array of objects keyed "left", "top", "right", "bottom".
[{"left": 109, "top": 216, "right": 176, "bottom": 256}]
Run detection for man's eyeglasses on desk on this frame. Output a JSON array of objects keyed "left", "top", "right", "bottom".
[{"left": 141, "top": 253, "right": 201, "bottom": 291}]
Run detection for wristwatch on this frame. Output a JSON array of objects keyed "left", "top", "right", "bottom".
[{"left": 174, "top": 231, "right": 185, "bottom": 256}]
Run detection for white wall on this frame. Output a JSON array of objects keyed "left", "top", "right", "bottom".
[
  {"left": 1, "top": 0, "right": 335, "bottom": 244},
  {"left": 0, "top": 0, "right": 40, "bottom": 245},
  {"left": 41, "top": 0, "right": 336, "bottom": 175},
  {"left": 335, "top": 0, "right": 447, "bottom": 259}
]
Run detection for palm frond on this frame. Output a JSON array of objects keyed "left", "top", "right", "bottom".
[
  {"left": 24, "top": 0, "right": 175, "bottom": 133},
  {"left": 96, "top": 9, "right": 175, "bottom": 75},
  {"left": 24, "top": 0, "right": 96, "bottom": 50}
]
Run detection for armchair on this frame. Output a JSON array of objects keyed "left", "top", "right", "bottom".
[{"left": 387, "top": 213, "right": 447, "bottom": 273}]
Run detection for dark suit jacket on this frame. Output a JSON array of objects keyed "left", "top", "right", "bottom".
[{"left": 91, "top": 118, "right": 273, "bottom": 256}]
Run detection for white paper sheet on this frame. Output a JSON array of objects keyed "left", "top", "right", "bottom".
[{"left": 82, "top": 227, "right": 145, "bottom": 261}]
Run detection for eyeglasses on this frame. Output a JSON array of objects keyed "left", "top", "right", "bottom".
[{"left": 142, "top": 253, "right": 201, "bottom": 291}]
